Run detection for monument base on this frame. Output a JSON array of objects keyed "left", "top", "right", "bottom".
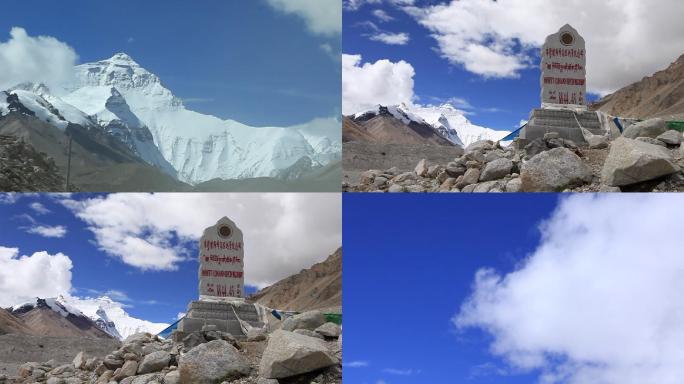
[
  {"left": 520, "top": 108, "right": 605, "bottom": 144},
  {"left": 176, "top": 300, "right": 263, "bottom": 339}
]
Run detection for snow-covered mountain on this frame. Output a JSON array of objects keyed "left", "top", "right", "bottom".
[
  {"left": 0, "top": 52, "right": 341, "bottom": 185},
  {"left": 11, "top": 295, "right": 168, "bottom": 340},
  {"left": 353, "top": 103, "right": 510, "bottom": 147}
]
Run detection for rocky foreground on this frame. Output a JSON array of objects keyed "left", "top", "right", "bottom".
[
  {"left": 1, "top": 310, "right": 342, "bottom": 384},
  {"left": 345, "top": 118, "right": 684, "bottom": 193}
]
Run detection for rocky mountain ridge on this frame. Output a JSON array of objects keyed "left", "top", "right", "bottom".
[
  {"left": 249, "top": 248, "right": 342, "bottom": 313},
  {"left": 592, "top": 53, "right": 684, "bottom": 119}
]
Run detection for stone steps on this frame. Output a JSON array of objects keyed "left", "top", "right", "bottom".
[
  {"left": 178, "top": 301, "right": 264, "bottom": 338},
  {"left": 521, "top": 109, "right": 606, "bottom": 143}
]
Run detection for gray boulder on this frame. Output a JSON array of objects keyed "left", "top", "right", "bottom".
[
  {"left": 455, "top": 168, "right": 480, "bottom": 189},
  {"left": 72, "top": 352, "right": 86, "bottom": 370},
  {"left": 281, "top": 311, "right": 326, "bottom": 332},
  {"left": 623, "top": 118, "right": 668, "bottom": 139},
  {"left": 636, "top": 137, "right": 667, "bottom": 147},
  {"left": 479, "top": 158, "right": 513, "bottom": 182},
  {"left": 524, "top": 138, "right": 548, "bottom": 159},
  {"left": 445, "top": 162, "right": 467, "bottom": 178},
  {"left": 657, "top": 130, "right": 683, "bottom": 146},
  {"left": 521, "top": 148, "right": 593, "bottom": 192},
  {"left": 259, "top": 330, "right": 337, "bottom": 379},
  {"left": 581, "top": 128, "right": 609, "bottom": 149},
  {"left": 415, "top": 159, "right": 429, "bottom": 177},
  {"left": 465, "top": 140, "right": 494, "bottom": 153},
  {"left": 113, "top": 360, "right": 138, "bottom": 381},
  {"left": 137, "top": 350, "right": 170, "bottom": 374},
  {"left": 505, "top": 178, "right": 522, "bottom": 193},
  {"left": 601, "top": 137, "right": 680, "bottom": 186},
  {"left": 294, "top": 329, "right": 324, "bottom": 339},
  {"left": 315, "top": 322, "right": 341, "bottom": 338},
  {"left": 179, "top": 340, "right": 250, "bottom": 383}
]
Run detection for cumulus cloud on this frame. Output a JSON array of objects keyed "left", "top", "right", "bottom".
[
  {"left": 372, "top": 9, "right": 394, "bottom": 22},
  {"left": 26, "top": 225, "right": 67, "bottom": 238},
  {"left": 455, "top": 194, "right": 684, "bottom": 384},
  {"left": 61, "top": 193, "right": 341, "bottom": 288},
  {"left": 0, "top": 246, "right": 73, "bottom": 307},
  {"left": 405, "top": 0, "right": 684, "bottom": 94},
  {"left": 29, "top": 202, "right": 50, "bottom": 215},
  {"left": 0, "top": 27, "right": 77, "bottom": 91},
  {"left": 342, "top": 54, "right": 415, "bottom": 114},
  {"left": 369, "top": 32, "right": 410, "bottom": 45},
  {"left": 266, "top": 0, "right": 341, "bottom": 36}
]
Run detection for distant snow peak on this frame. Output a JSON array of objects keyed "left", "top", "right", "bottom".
[{"left": 353, "top": 102, "right": 510, "bottom": 147}]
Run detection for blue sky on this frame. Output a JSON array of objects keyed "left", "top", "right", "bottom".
[
  {"left": 343, "top": 193, "right": 560, "bottom": 384},
  {"left": 342, "top": 0, "right": 684, "bottom": 132},
  {"left": 343, "top": 194, "right": 558, "bottom": 384},
  {"left": 0, "top": 193, "right": 341, "bottom": 325},
  {"left": 344, "top": 193, "right": 684, "bottom": 384},
  {"left": 0, "top": 0, "right": 340, "bottom": 127}
]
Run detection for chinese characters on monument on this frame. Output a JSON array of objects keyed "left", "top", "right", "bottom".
[
  {"left": 541, "top": 24, "right": 587, "bottom": 108},
  {"left": 198, "top": 217, "right": 244, "bottom": 299}
]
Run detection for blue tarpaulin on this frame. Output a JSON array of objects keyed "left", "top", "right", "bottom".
[
  {"left": 613, "top": 117, "right": 624, "bottom": 133},
  {"left": 501, "top": 123, "right": 526, "bottom": 142}
]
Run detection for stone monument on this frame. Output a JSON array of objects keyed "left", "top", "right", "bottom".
[
  {"left": 520, "top": 24, "right": 604, "bottom": 144},
  {"left": 176, "top": 217, "right": 263, "bottom": 338}
]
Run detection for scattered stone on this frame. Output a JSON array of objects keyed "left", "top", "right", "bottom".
[
  {"left": 137, "top": 350, "right": 171, "bottom": 374},
  {"left": 388, "top": 184, "right": 404, "bottom": 193},
  {"left": 445, "top": 162, "right": 467, "bottom": 178},
  {"left": 601, "top": 137, "right": 680, "bottom": 186},
  {"left": 623, "top": 118, "right": 668, "bottom": 139},
  {"left": 281, "top": 311, "right": 327, "bottom": 332},
  {"left": 582, "top": 128, "right": 609, "bottom": 149},
  {"left": 657, "top": 130, "right": 683, "bottom": 146},
  {"left": 179, "top": 340, "right": 250, "bottom": 383},
  {"left": 636, "top": 137, "right": 667, "bottom": 147},
  {"left": 72, "top": 351, "right": 86, "bottom": 370},
  {"left": 524, "top": 138, "right": 548, "bottom": 159},
  {"left": 315, "top": 322, "right": 341, "bottom": 338},
  {"left": 505, "top": 178, "right": 522, "bottom": 193},
  {"left": 521, "top": 148, "right": 593, "bottom": 192},
  {"left": 465, "top": 140, "right": 494, "bottom": 153},
  {"left": 113, "top": 360, "right": 139, "bottom": 381},
  {"left": 479, "top": 158, "right": 513, "bottom": 182},
  {"left": 294, "top": 329, "right": 324, "bottom": 340},
  {"left": 414, "top": 159, "right": 429, "bottom": 177},
  {"left": 455, "top": 168, "right": 480, "bottom": 189},
  {"left": 393, "top": 172, "right": 416, "bottom": 183},
  {"left": 259, "top": 330, "right": 337, "bottom": 379}
]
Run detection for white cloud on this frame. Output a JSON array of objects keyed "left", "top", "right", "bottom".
[
  {"left": 0, "top": 246, "right": 73, "bottom": 307},
  {"left": 0, "top": 27, "right": 77, "bottom": 91},
  {"left": 266, "top": 0, "right": 341, "bottom": 36},
  {"left": 383, "top": 368, "right": 419, "bottom": 375},
  {"left": 0, "top": 193, "right": 19, "bottom": 204},
  {"left": 369, "top": 32, "right": 410, "bottom": 45},
  {"left": 29, "top": 202, "right": 50, "bottom": 215},
  {"left": 26, "top": 225, "right": 67, "bottom": 238},
  {"left": 61, "top": 193, "right": 341, "bottom": 288},
  {"left": 342, "top": 54, "right": 415, "bottom": 114},
  {"left": 456, "top": 194, "right": 684, "bottom": 384},
  {"left": 345, "top": 0, "right": 413, "bottom": 11},
  {"left": 344, "top": 361, "right": 370, "bottom": 368},
  {"left": 405, "top": 0, "right": 684, "bottom": 94},
  {"left": 372, "top": 9, "right": 394, "bottom": 22}
]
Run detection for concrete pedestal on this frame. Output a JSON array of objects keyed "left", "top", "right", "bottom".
[
  {"left": 520, "top": 109, "right": 604, "bottom": 144},
  {"left": 176, "top": 300, "right": 263, "bottom": 339}
]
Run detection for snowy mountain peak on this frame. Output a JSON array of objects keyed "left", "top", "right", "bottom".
[{"left": 109, "top": 52, "right": 137, "bottom": 63}]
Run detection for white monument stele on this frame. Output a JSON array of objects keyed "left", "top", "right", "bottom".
[
  {"left": 198, "top": 216, "right": 244, "bottom": 302},
  {"left": 176, "top": 217, "right": 262, "bottom": 338},
  {"left": 520, "top": 24, "right": 603, "bottom": 144},
  {"left": 540, "top": 24, "right": 587, "bottom": 111}
]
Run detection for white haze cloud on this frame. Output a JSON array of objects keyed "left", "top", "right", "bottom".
[
  {"left": 369, "top": 32, "right": 410, "bottom": 46},
  {"left": 342, "top": 54, "right": 415, "bottom": 114},
  {"left": 26, "top": 225, "right": 67, "bottom": 238},
  {"left": 61, "top": 193, "right": 341, "bottom": 288},
  {"left": 455, "top": 194, "right": 684, "bottom": 384},
  {"left": 404, "top": 0, "right": 684, "bottom": 95},
  {"left": 266, "top": 0, "right": 342, "bottom": 36},
  {"left": 0, "top": 246, "right": 73, "bottom": 307},
  {"left": 0, "top": 27, "right": 77, "bottom": 91}
]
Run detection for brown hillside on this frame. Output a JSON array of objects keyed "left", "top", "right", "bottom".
[
  {"left": 591, "top": 54, "right": 684, "bottom": 119},
  {"left": 0, "top": 308, "right": 34, "bottom": 335},
  {"left": 248, "top": 248, "right": 341, "bottom": 313}
]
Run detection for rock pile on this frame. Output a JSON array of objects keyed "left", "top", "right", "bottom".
[
  {"left": 4, "top": 310, "right": 342, "bottom": 384},
  {"left": 346, "top": 118, "right": 684, "bottom": 193},
  {"left": 0, "top": 135, "right": 68, "bottom": 192}
]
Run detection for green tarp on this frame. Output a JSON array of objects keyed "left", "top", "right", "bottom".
[
  {"left": 325, "top": 313, "right": 342, "bottom": 325},
  {"left": 667, "top": 121, "right": 684, "bottom": 132}
]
